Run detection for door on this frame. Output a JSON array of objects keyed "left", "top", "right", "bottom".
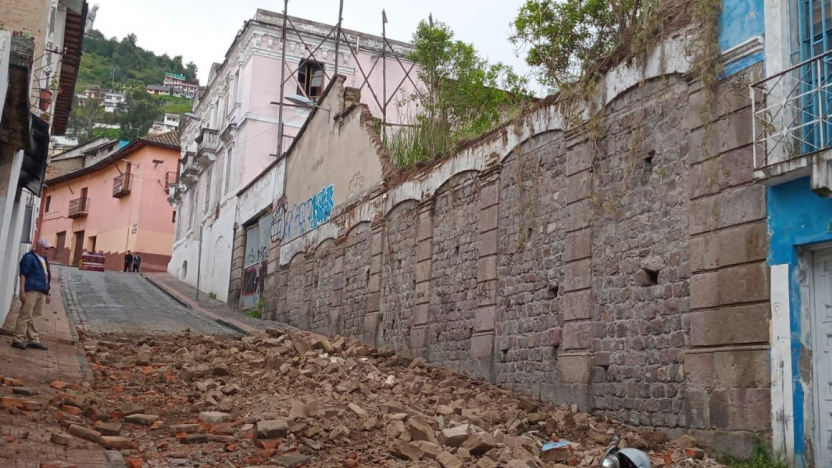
[
  {"left": 54, "top": 231, "right": 66, "bottom": 262},
  {"left": 73, "top": 231, "right": 85, "bottom": 267},
  {"left": 813, "top": 247, "right": 832, "bottom": 468}
]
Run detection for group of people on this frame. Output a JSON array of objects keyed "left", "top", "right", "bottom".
[{"left": 123, "top": 250, "right": 142, "bottom": 272}]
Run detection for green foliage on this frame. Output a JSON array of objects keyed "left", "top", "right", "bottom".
[
  {"left": 510, "top": 0, "right": 661, "bottom": 88},
  {"left": 78, "top": 29, "right": 198, "bottom": 89},
  {"left": 721, "top": 439, "right": 786, "bottom": 468},
  {"left": 67, "top": 95, "right": 109, "bottom": 144},
  {"left": 208, "top": 292, "right": 217, "bottom": 299},
  {"left": 388, "top": 19, "right": 531, "bottom": 169},
  {"left": 245, "top": 309, "right": 261, "bottom": 319},
  {"left": 117, "top": 89, "right": 162, "bottom": 141}
]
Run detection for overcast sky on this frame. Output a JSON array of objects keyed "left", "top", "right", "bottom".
[{"left": 88, "top": 0, "right": 544, "bottom": 94}]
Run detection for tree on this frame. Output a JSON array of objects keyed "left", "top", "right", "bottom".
[
  {"left": 117, "top": 89, "right": 161, "bottom": 141},
  {"left": 388, "top": 19, "right": 529, "bottom": 167},
  {"left": 185, "top": 62, "right": 198, "bottom": 83},
  {"left": 67, "top": 95, "right": 108, "bottom": 144},
  {"left": 510, "top": 0, "right": 659, "bottom": 88}
]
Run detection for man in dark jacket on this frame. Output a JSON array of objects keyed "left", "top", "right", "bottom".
[
  {"left": 124, "top": 250, "right": 133, "bottom": 272},
  {"left": 132, "top": 254, "right": 141, "bottom": 272},
  {"left": 12, "top": 238, "right": 54, "bottom": 350}
]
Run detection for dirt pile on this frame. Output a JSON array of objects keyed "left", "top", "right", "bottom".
[{"left": 6, "top": 328, "right": 728, "bottom": 468}]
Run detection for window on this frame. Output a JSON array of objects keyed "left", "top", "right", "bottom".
[
  {"left": 297, "top": 60, "right": 324, "bottom": 100},
  {"left": 203, "top": 167, "right": 213, "bottom": 214},
  {"left": 172, "top": 210, "right": 177, "bottom": 223},
  {"left": 44, "top": 196, "right": 51, "bottom": 212},
  {"left": 224, "top": 145, "right": 234, "bottom": 195},
  {"left": 794, "top": 0, "right": 832, "bottom": 152}
]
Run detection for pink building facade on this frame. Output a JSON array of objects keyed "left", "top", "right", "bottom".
[
  {"left": 168, "top": 9, "right": 422, "bottom": 301},
  {"left": 41, "top": 132, "right": 180, "bottom": 272}
]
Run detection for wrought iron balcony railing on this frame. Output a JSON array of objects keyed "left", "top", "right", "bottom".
[
  {"left": 112, "top": 174, "right": 132, "bottom": 198},
  {"left": 752, "top": 49, "right": 832, "bottom": 169},
  {"left": 68, "top": 197, "right": 90, "bottom": 218},
  {"left": 165, "top": 171, "right": 178, "bottom": 193}
]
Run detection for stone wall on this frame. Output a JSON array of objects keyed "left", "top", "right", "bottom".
[{"left": 263, "top": 66, "right": 769, "bottom": 456}]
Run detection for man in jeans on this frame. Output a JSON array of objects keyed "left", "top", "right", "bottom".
[{"left": 12, "top": 238, "right": 54, "bottom": 350}]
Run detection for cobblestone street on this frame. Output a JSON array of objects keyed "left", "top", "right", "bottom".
[{"left": 59, "top": 266, "right": 233, "bottom": 336}]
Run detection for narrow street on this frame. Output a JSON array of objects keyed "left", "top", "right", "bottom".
[{"left": 59, "top": 266, "right": 234, "bottom": 336}]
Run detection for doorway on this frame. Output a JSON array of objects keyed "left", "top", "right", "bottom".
[
  {"left": 88, "top": 235, "right": 97, "bottom": 253},
  {"left": 73, "top": 231, "right": 85, "bottom": 266},
  {"left": 54, "top": 231, "right": 66, "bottom": 262},
  {"left": 812, "top": 246, "right": 832, "bottom": 468}
]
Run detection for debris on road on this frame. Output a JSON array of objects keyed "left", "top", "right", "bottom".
[{"left": 2, "top": 328, "right": 728, "bottom": 468}]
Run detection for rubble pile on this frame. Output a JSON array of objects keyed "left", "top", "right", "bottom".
[{"left": 4, "top": 328, "right": 727, "bottom": 468}]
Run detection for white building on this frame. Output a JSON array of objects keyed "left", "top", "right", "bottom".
[
  {"left": 149, "top": 113, "right": 181, "bottom": 136},
  {"left": 168, "top": 8, "right": 420, "bottom": 304}
]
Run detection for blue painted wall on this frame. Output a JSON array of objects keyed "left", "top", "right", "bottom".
[
  {"left": 718, "top": 0, "right": 765, "bottom": 77},
  {"left": 768, "top": 177, "right": 832, "bottom": 468}
]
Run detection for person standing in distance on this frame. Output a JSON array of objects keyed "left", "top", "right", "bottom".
[
  {"left": 124, "top": 250, "right": 133, "bottom": 272},
  {"left": 12, "top": 238, "right": 53, "bottom": 351},
  {"left": 132, "top": 254, "right": 141, "bottom": 272}
]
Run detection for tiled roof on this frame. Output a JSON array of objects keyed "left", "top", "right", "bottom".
[{"left": 143, "top": 131, "right": 179, "bottom": 147}]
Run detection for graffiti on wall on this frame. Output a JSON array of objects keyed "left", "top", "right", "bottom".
[
  {"left": 270, "top": 185, "right": 335, "bottom": 244},
  {"left": 241, "top": 213, "right": 272, "bottom": 309}
]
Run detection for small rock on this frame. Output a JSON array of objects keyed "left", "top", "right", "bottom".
[
  {"left": 95, "top": 422, "right": 122, "bottom": 436},
  {"left": 181, "top": 433, "right": 208, "bottom": 444},
  {"left": 198, "top": 411, "right": 232, "bottom": 424},
  {"left": 100, "top": 436, "right": 132, "bottom": 449},
  {"left": 684, "top": 447, "right": 705, "bottom": 460},
  {"left": 169, "top": 424, "right": 200, "bottom": 434},
  {"left": 348, "top": 403, "right": 368, "bottom": 417},
  {"left": 123, "top": 414, "right": 159, "bottom": 426},
  {"left": 257, "top": 419, "right": 288, "bottom": 439},
  {"left": 50, "top": 433, "right": 72, "bottom": 446},
  {"left": 12, "top": 387, "right": 39, "bottom": 396},
  {"left": 68, "top": 424, "right": 100, "bottom": 443},
  {"left": 437, "top": 451, "right": 464, "bottom": 468},
  {"left": 441, "top": 424, "right": 470, "bottom": 447},
  {"left": 389, "top": 440, "right": 424, "bottom": 461},
  {"left": 272, "top": 453, "right": 311, "bottom": 468}
]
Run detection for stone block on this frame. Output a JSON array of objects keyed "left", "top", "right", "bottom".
[
  {"left": 564, "top": 229, "right": 592, "bottom": 262},
  {"left": 689, "top": 271, "right": 719, "bottom": 310},
  {"left": 547, "top": 328, "right": 563, "bottom": 347},
  {"left": 417, "top": 240, "right": 433, "bottom": 262},
  {"left": 477, "top": 256, "right": 497, "bottom": 282},
  {"left": 558, "top": 353, "right": 593, "bottom": 383},
  {"left": 709, "top": 388, "right": 770, "bottom": 431},
  {"left": 688, "top": 196, "right": 718, "bottom": 235},
  {"left": 564, "top": 259, "right": 591, "bottom": 292},
  {"left": 474, "top": 306, "right": 495, "bottom": 332},
  {"left": 566, "top": 144, "right": 592, "bottom": 176},
  {"left": 688, "top": 146, "right": 755, "bottom": 200},
  {"left": 413, "top": 303, "right": 429, "bottom": 326},
  {"left": 368, "top": 273, "right": 381, "bottom": 293},
  {"left": 687, "top": 108, "right": 753, "bottom": 165},
  {"left": 415, "top": 261, "right": 432, "bottom": 284},
  {"left": 370, "top": 254, "right": 382, "bottom": 275},
  {"left": 566, "top": 171, "right": 591, "bottom": 203},
  {"left": 332, "top": 255, "right": 344, "bottom": 274},
  {"left": 367, "top": 291, "right": 380, "bottom": 312},
  {"left": 566, "top": 200, "right": 591, "bottom": 232},
  {"left": 411, "top": 326, "right": 428, "bottom": 349},
  {"left": 371, "top": 233, "right": 383, "bottom": 256},
  {"left": 479, "top": 205, "right": 498, "bottom": 233},
  {"left": 685, "top": 83, "right": 752, "bottom": 130},
  {"left": 717, "top": 185, "right": 766, "bottom": 229},
  {"left": 714, "top": 349, "right": 770, "bottom": 388},
  {"left": 479, "top": 229, "right": 497, "bottom": 257},
  {"left": 561, "top": 290, "right": 592, "bottom": 321},
  {"left": 712, "top": 430, "right": 757, "bottom": 460},
  {"left": 415, "top": 280, "right": 431, "bottom": 305},
  {"left": 685, "top": 352, "right": 714, "bottom": 388},
  {"left": 562, "top": 322, "right": 591, "bottom": 350},
  {"left": 418, "top": 217, "right": 433, "bottom": 242},
  {"left": 689, "top": 303, "right": 770, "bottom": 346},
  {"left": 328, "top": 308, "right": 341, "bottom": 333},
  {"left": 684, "top": 388, "right": 711, "bottom": 429},
  {"left": 477, "top": 280, "right": 497, "bottom": 307},
  {"left": 718, "top": 262, "right": 769, "bottom": 305},
  {"left": 330, "top": 288, "right": 342, "bottom": 307},
  {"left": 363, "top": 312, "right": 379, "bottom": 333},
  {"left": 470, "top": 332, "right": 494, "bottom": 358},
  {"left": 479, "top": 182, "right": 499, "bottom": 209}
]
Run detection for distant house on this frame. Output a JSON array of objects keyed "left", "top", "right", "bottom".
[
  {"left": 148, "top": 113, "right": 181, "bottom": 136},
  {"left": 163, "top": 72, "right": 199, "bottom": 98},
  {"left": 146, "top": 84, "right": 173, "bottom": 96},
  {"left": 82, "top": 88, "right": 126, "bottom": 112},
  {"left": 40, "top": 131, "right": 180, "bottom": 271}
]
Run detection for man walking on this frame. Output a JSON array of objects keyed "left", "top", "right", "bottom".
[
  {"left": 12, "top": 238, "right": 53, "bottom": 351},
  {"left": 132, "top": 254, "right": 141, "bottom": 272},
  {"left": 124, "top": 250, "right": 133, "bottom": 272}
]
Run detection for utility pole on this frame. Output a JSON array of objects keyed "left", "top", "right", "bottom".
[
  {"left": 382, "top": 9, "right": 388, "bottom": 142},
  {"left": 275, "top": 0, "right": 289, "bottom": 170},
  {"left": 334, "top": 0, "right": 343, "bottom": 77}
]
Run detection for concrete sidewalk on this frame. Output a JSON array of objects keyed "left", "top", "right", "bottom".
[
  {"left": 0, "top": 268, "right": 120, "bottom": 468},
  {"left": 141, "top": 271, "right": 286, "bottom": 334}
]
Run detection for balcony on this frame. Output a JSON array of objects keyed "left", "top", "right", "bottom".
[
  {"left": 112, "top": 174, "right": 132, "bottom": 198},
  {"left": 752, "top": 50, "right": 832, "bottom": 196},
  {"left": 167, "top": 183, "right": 182, "bottom": 205},
  {"left": 68, "top": 198, "right": 90, "bottom": 218},
  {"left": 195, "top": 128, "right": 219, "bottom": 167},
  {"left": 165, "top": 171, "right": 178, "bottom": 194},
  {"left": 181, "top": 166, "right": 199, "bottom": 187}
]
